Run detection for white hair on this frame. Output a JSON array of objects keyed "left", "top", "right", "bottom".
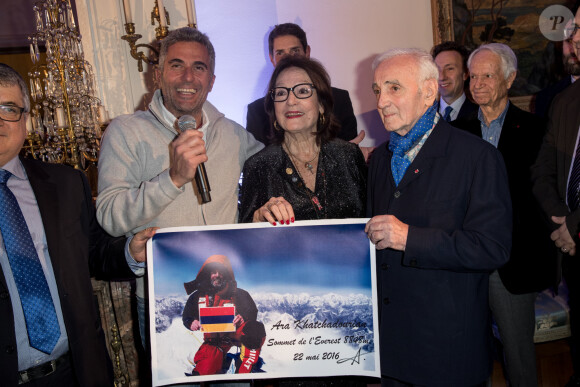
[
  {"left": 467, "top": 43, "right": 518, "bottom": 80},
  {"left": 372, "top": 48, "right": 439, "bottom": 83}
]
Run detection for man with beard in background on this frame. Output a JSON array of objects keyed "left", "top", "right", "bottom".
[
  {"left": 535, "top": 13, "right": 580, "bottom": 118},
  {"left": 532, "top": 5, "right": 580, "bottom": 385},
  {"left": 182, "top": 255, "right": 266, "bottom": 375}
]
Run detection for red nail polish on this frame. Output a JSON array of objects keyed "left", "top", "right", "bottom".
[
  {"left": 272, "top": 222, "right": 277, "bottom": 226},
  {"left": 286, "top": 220, "right": 290, "bottom": 225},
  {"left": 291, "top": 217, "right": 295, "bottom": 223}
]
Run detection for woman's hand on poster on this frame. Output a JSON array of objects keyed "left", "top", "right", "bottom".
[{"left": 253, "top": 196, "right": 295, "bottom": 226}]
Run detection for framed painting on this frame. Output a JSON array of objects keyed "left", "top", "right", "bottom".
[{"left": 431, "top": 0, "right": 576, "bottom": 105}]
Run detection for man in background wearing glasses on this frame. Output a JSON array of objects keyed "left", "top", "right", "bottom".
[
  {"left": 535, "top": 6, "right": 580, "bottom": 118},
  {"left": 533, "top": 5, "right": 580, "bottom": 386}
]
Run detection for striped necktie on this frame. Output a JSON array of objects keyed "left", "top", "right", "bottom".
[{"left": 569, "top": 142, "right": 580, "bottom": 211}]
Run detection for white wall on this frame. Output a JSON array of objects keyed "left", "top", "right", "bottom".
[{"left": 77, "top": 0, "right": 434, "bottom": 145}]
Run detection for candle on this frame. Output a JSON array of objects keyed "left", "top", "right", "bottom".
[
  {"left": 122, "top": 0, "right": 132, "bottom": 24},
  {"left": 34, "top": 115, "right": 41, "bottom": 133},
  {"left": 26, "top": 114, "right": 33, "bottom": 134},
  {"left": 98, "top": 105, "right": 109, "bottom": 125},
  {"left": 158, "top": 0, "right": 166, "bottom": 27},
  {"left": 185, "top": 0, "right": 193, "bottom": 25},
  {"left": 191, "top": 0, "right": 197, "bottom": 26},
  {"left": 94, "top": 123, "right": 102, "bottom": 138},
  {"left": 55, "top": 107, "right": 66, "bottom": 128}
]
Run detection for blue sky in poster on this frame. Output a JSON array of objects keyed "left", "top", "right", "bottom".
[{"left": 150, "top": 222, "right": 372, "bottom": 297}]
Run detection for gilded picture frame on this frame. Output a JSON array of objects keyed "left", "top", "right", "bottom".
[
  {"left": 429, "top": 0, "right": 575, "bottom": 111},
  {"left": 431, "top": 0, "right": 454, "bottom": 46}
]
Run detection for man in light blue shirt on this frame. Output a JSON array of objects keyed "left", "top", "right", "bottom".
[
  {"left": 0, "top": 63, "right": 155, "bottom": 386},
  {"left": 455, "top": 43, "right": 558, "bottom": 387}
]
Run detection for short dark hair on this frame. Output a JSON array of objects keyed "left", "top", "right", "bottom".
[
  {"left": 268, "top": 23, "right": 308, "bottom": 57},
  {"left": 158, "top": 27, "right": 216, "bottom": 75},
  {"left": 0, "top": 63, "right": 30, "bottom": 112},
  {"left": 431, "top": 41, "right": 470, "bottom": 73},
  {"left": 264, "top": 56, "right": 339, "bottom": 145}
]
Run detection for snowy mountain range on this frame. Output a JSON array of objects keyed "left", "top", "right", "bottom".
[
  {"left": 155, "top": 291, "right": 375, "bottom": 351},
  {"left": 152, "top": 291, "right": 378, "bottom": 384}
]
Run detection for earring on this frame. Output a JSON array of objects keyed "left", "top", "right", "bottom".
[
  {"left": 318, "top": 113, "right": 325, "bottom": 126},
  {"left": 274, "top": 121, "right": 281, "bottom": 131}
]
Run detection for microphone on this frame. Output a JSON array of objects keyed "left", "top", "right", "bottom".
[{"left": 177, "top": 115, "right": 211, "bottom": 203}]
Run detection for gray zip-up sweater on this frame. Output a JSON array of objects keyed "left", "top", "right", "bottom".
[{"left": 96, "top": 90, "right": 263, "bottom": 297}]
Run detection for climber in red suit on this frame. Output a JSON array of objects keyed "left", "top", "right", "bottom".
[{"left": 182, "top": 254, "right": 266, "bottom": 375}]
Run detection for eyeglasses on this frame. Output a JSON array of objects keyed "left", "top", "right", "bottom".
[
  {"left": 565, "top": 24, "right": 580, "bottom": 41},
  {"left": 0, "top": 104, "right": 26, "bottom": 122},
  {"left": 270, "top": 83, "right": 316, "bottom": 102}
]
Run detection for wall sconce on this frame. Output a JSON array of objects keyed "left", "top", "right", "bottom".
[{"left": 120, "top": 0, "right": 198, "bottom": 72}]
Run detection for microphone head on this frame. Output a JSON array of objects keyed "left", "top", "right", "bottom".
[{"left": 178, "top": 115, "right": 197, "bottom": 131}]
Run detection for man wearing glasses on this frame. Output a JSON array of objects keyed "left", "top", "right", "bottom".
[
  {"left": 533, "top": 6, "right": 580, "bottom": 386},
  {"left": 535, "top": 13, "right": 580, "bottom": 118},
  {"left": 0, "top": 63, "right": 154, "bottom": 386}
]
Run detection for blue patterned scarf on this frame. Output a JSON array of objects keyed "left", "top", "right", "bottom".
[{"left": 388, "top": 103, "right": 438, "bottom": 185}]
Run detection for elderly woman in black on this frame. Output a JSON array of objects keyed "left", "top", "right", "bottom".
[{"left": 239, "top": 56, "right": 366, "bottom": 224}]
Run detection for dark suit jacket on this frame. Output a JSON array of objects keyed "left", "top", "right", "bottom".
[
  {"left": 0, "top": 157, "right": 134, "bottom": 387},
  {"left": 534, "top": 76, "right": 572, "bottom": 118},
  {"left": 238, "top": 139, "right": 367, "bottom": 223},
  {"left": 533, "top": 79, "right": 580, "bottom": 244},
  {"left": 246, "top": 86, "right": 357, "bottom": 145},
  {"left": 454, "top": 103, "right": 558, "bottom": 294},
  {"left": 368, "top": 120, "right": 512, "bottom": 385},
  {"left": 453, "top": 97, "right": 479, "bottom": 121}
]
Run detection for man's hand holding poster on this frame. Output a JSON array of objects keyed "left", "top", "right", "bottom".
[{"left": 147, "top": 219, "right": 380, "bottom": 385}]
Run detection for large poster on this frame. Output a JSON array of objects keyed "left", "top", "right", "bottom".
[{"left": 147, "top": 219, "right": 379, "bottom": 386}]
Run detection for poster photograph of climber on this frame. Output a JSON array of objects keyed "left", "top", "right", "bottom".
[{"left": 146, "top": 219, "right": 380, "bottom": 386}]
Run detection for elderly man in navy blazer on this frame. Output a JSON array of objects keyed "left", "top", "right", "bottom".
[{"left": 365, "top": 48, "right": 512, "bottom": 386}]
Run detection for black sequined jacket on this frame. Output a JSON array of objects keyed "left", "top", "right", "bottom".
[{"left": 238, "top": 138, "right": 367, "bottom": 222}]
